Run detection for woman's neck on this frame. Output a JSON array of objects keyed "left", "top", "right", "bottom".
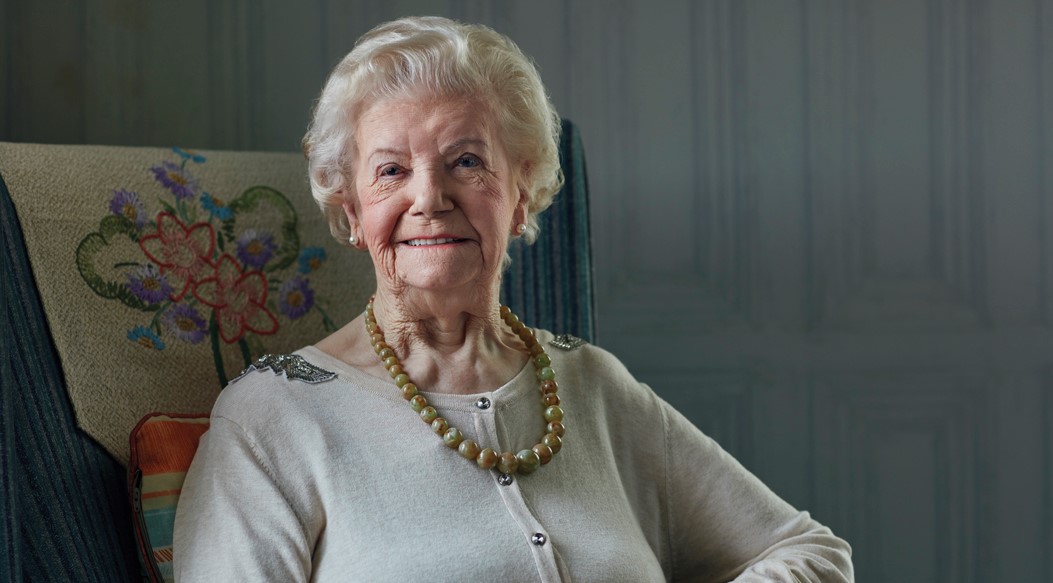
[{"left": 318, "top": 284, "right": 530, "bottom": 395}]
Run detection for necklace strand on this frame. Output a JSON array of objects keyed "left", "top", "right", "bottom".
[{"left": 365, "top": 297, "right": 565, "bottom": 475}]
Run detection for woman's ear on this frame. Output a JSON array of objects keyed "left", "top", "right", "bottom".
[{"left": 340, "top": 192, "right": 363, "bottom": 248}]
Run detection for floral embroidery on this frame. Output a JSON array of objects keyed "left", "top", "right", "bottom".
[
  {"left": 76, "top": 149, "right": 338, "bottom": 386},
  {"left": 151, "top": 161, "right": 199, "bottom": 200},
  {"left": 278, "top": 276, "right": 315, "bottom": 319},
  {"left": 236, "top": 229, "right": 277, "bottom": 270},
  {"left": 297, "top": 247, "right": 327, "bottom": 274},
  {"left": 109, "top": 189, "right": 148, "bottom": 228},
  {"left": 128, "top": 326, "right": 165, "bottom": 351}
]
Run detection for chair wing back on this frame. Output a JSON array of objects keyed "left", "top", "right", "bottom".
[{"left": 502, "top": 119, "right": 595, "bottom": 342}]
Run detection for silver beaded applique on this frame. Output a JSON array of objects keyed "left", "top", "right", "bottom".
[
  {"left": 549, "top": 334, "right": 587, "bottom": 351},
  {"left": 231, "top": 354, "right": 337, "bottom": 385}
]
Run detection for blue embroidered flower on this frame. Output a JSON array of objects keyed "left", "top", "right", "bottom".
[
  {"left": 108, "top": 189, "right": 147, "bottom": 228},
  {"left": 278, "top": 276, "right": 315, "bottom": 319},
  {"left": 236, "top": 229, "right": 277, "bottom": 270},
  {"left": 162, "top": 304, "right": 208, "bottom": 344},
  {"left": 297, "top": 247, "right": 327, "bottom": 273},
  {"left": 125, "top": 264, "right": 174, "bottom": 304},
  {"left": 127, "top": 326, "right": 165, "bottom": 350},
  {"left": 172, "top": 147, "right": 206, "bottom": 163},
  {"left": 151, "top": 161, "right": 199, "bottom": 200},
  {"left": 200, "top": 192, "right": 234, "bottom": 221}
]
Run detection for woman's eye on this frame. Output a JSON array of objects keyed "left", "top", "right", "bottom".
[
  {"left": 455, "top": 155, "right": 481, "bottom": 168},
  {"left": 380, "top": 165, "right": 402, "bottom": 177}
]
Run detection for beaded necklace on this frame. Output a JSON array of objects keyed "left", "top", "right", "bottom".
[{"left": 365, "top": 297, "right": 565, "bottom": 475}]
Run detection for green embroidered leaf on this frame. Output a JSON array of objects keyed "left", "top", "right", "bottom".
[
  {"left": 228, "top": 186, "right": 301, "bottom": 272},
  {"left": 76, "top": 215, "right": 159, "bottom": 312}
]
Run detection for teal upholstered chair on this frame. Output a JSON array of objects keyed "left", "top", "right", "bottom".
[{"left": 0, "top": 120, "right": 592, "bottom": 582}]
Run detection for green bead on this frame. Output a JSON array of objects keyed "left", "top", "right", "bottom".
[
  {"left": 458, "top": 439, "right": 481, "bottom": 460},
  {"left": 383, "top": 356, "right": 399, "bottom": 368},
  {"left": 420, "top": 406, "right": 438, "bottom": 423},
  {"left": 542, "top": 432, "right": 562, "bottom": 454},
  {"left": 516, "top": 449, "right": 540, "bottom": 474},
  {"left": 477, "top": 448, "right": 499, "bottom": 469},
  {"left": 544, "top": 405, "right": 564, "bottom": 423},
  {"left": 401, "top": 383, "right": 418, "bottom": 400},
  {"left": 534, "top": 354, "right": 551, "bottom": 368},
  {"left": 394, "top": 373, "right": 410, "bottom": 387},
  {"left": 409, "top": 395, "right": 427, "bottom": 412},
  {"left": 497, "top": 452, "right": 519, "bottom": 474},
  {"left": 379, "top": 347, "right": 395, "bottom": 360},
  {"left": 443, "top": 427, "right": 464, "bottom": 448},
  {"left": 536, "top": 367, "right": 555, "bottom": 382},
  {"left": 431, "top": 417, "right": 449, "bottom": 434}
]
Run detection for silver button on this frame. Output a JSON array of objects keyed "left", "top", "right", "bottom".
[
  {"left": 475, "top": 397, "right": 492, "bottom": 410},
  {"left": 531, "top": 532, "right": 547, "bottom": 546},
  {"left": 498, "top": 473, "right": 514, "bottom": 486}
]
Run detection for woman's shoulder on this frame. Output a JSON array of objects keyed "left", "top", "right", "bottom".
[
  {"left": 532, "top": 328, "right": 658, "bottom": 405},
  {"left": 209, "top": 348, "right": 344, "bottom": 425}
]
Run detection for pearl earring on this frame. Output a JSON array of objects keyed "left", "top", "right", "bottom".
[
  {"left": 349, "top": 234, "right": 359, "bottom": 246},
  {"left": 515, "top": 223, "right": 527, "bottom": 235}
]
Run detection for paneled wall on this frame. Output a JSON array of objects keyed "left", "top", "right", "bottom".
[{"left": 4, "top": 0, "right": 1052, "bottom": 579}]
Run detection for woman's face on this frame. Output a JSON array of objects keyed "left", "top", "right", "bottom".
[{"left": 345, "top": 97, "right": 527, "bottom": 297}]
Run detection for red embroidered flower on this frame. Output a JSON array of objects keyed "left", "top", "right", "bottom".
[
  {"left": 193, "top": 254, "right": 279, "bottom": 343},
  {"left": 139, "top": 213, "right": 216, "bottom": 301}
]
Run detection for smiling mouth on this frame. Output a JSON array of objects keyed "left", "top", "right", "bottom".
[{"left": 403, "top": 237, "right": 468, "bottom": 247}]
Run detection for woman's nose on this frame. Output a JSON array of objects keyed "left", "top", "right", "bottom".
[{"left": 408, "top": 166, "right": 454, "bottom": 217}]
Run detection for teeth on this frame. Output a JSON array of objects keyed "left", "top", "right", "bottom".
[{"left": 405, "top": 238, "right": 460, "bottom": 247}]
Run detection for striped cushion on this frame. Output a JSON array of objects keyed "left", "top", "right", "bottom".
[{"left": 129, "top": 414, "right": 210, "bottom": 583}]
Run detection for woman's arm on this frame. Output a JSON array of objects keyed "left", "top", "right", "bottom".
[
  {"left": 173, "top": 416, "right": 314, "bottom": 582},
  {"left": 658, "top": 398, "right": 853, "bottom": 582}
]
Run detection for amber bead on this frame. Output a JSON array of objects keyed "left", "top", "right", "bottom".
[
  {"left": 431, "top": 417, "right": 449, "bottom": 434},
  {"left": 542, "top": 393, "right": 560, "bottom": 407},
  {"left": 542, "top": 433, "right": 562, "bottom": 454},
  {"left": 370, "top": 333, "right": 384, "bottom": 345},
  {"left": 499, "top": 305, "right": 511, "bottom": 317},
  {"left": 546, "top": 421, "right": 565, "bottom": 437},
  {"left": 516, "top": 450, "right": 540, "bottom": 474},
  {"left": 383, "top": 356, "right": 399, "bottom": 368},
  {"left": 366, "top": 320, "right": 378, "bottom": 333},
  {"left": 529, "top": 344, "right": 545, "bottom": 356},
  {"left": 510, "top": 320, "right": 525, "bottom": 334},
  {"left": 534, "top": 354, "right": 551, "bottom": 368},
  {"left": 459, "top": 439, "right": 481, "bottom": 460},
  {"left": 401, "top": 383, "right": 418, "bottom": 400},
  {"left": 443, "top": 428, "right": 464, "bottom": 448},
  {"left": 532, "top": 443, "right": 553, "bottom": 465},
  {"left": 540, "top": 380, "right": 558, "bottom": 394},
  {"left": 409, "top": 395, "right": 427, "bottom": 412},
  {"left": 394, "top": 373, "right": 410, "bottom": 388},
  {"left": 477, "top": 448, "right": 499, "bottom": 469},
  {"left": 543, "top": 405, "right": 564, "bottom": 423},
  {"left": 378, "top": 347, "right": 394, "bottom": 360},
  {"left": 497, "top": 452, "right": 520, "bottom": 474},
  {"left": 388, "top": 364, "right": 403, "bottom": 379},
  {"left": 373, "top": 341, "right": 387, "bottom": 354},
  {"left": 420, "top": 406, "right": 438, "bottom": 423}
]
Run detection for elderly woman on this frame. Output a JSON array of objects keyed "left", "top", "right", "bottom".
[{"left": 174, "top": 16, "right": 853, "bottom": 582}]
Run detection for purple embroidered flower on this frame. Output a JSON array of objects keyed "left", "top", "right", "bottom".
[
  {"left": 162, "top": 303, "right": 208, "bottom": 344},
  {"left": 200, "top": 192, "right": 234, "bottom": 221},
  {"left": 127, "top": 326, "right": 165, "bottom": 350},
  {"left": 125, "top": 264, "right": 174, "bottom": 304},
  {"left": 172, "top": 147, "right": 206, "bottom": 164},
  {"left": 151, "top": 161, "right": 199, "bottom": 200},
  {"left": 236, "top": 229, "right": 277, "bottom": 270},
  {"left": 297, "top": 247, "right": 327, "bottom": 274},
  {"left": 278, "top": 276, "right": 314, "bottom": 319},
  {"left": 108, "top": 189, "right": 147, "bottom": 228}
]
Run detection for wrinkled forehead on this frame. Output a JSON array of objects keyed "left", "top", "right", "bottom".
[{"left": 350, "top": 94, "right": 502, "bottom": 163}]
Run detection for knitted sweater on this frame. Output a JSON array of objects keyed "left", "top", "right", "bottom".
[{"left": 173, "top": 330, "right": 853, "bottom": 582}]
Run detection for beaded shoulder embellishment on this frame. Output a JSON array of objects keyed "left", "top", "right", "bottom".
[
  {"left": 549, "top": 334, "right": 587, "bottom": 351},
  {"left": 231, "top": 354, "right": 337, "bottom": 385}
]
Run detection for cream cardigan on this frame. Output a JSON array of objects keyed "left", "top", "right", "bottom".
[{"left": 174, "top": 330, "right": 853, "bottom": 582}]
